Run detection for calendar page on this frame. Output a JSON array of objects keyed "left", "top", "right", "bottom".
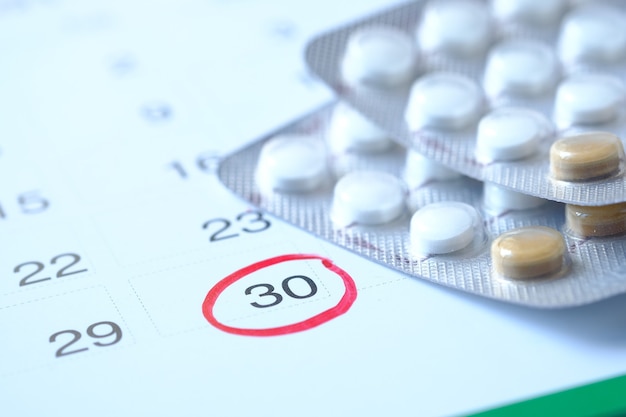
[{"left": 2, "top": 1, "right": 626, "bottom": 416}]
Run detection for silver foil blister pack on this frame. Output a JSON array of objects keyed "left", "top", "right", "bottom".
[
  {"left": 218, "top": 102, "right": 626, "bottom": 307},
  {"left": 304, "top": 0, "right": 626, "bottom": 205}
]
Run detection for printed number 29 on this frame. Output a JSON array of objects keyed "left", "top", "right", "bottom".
[{"left": 49, "top": 321, "right": 122, "bottom": 358}]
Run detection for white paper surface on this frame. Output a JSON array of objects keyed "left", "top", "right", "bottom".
[{"left": 2, "top": 1, "right": 626, "bottom": 416}]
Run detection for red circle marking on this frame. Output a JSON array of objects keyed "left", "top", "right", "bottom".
[{"left": 202, "top": 254, "right": 357, "bottom": 336}]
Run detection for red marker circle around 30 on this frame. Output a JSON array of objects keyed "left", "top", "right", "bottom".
[{"left": 202, "top": 254, "right": 357, "bottom": 336}]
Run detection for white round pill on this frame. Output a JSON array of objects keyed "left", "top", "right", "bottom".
[
  {"left": 404, "top": 150, "right": 461, "bottom": 188},
  {"left": 554, "top": 74, "right": 625, "bottom": 125},
  {"left": 341, "top": 25, "right": 418, "bottom": 87},
  {"left": 331, "top": 171, "right": 405, "bottom": 225},
  {"left": 483, "top": 40, "right": 558, "bottom": 97},
  {"left": 418, "top": 0, "right": 492, "bottom": 57},
  {"left": 256, "top": 135, "right": 327, "bottom": 192},
  {"left": 483, "top": 182, "right": 545, "bottom": 214},
  {"left": 410, "top": 202, "right": 480, "bottom": 255},
  {"left": 492, "top": 0, "right": 566, "bottom": 25},
  {"left": 558, "top": 5, "right": 626, "bottom": 64},
  {"left": 327, "top": 103, "right": 392, "bottom": 153},
  {"left": 405, "top": 72, "right": 483, "bottom": 130},
  {"left": 476, "top": 108, "right": 551, "bottom": 162}
]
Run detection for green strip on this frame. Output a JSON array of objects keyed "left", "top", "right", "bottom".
[{"left": 466, "top": 374, "right": 626, "bottom": 417}]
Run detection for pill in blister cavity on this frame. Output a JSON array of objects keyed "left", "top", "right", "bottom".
[
  {"left": 418, "top": 0, "right": 492, "bottom": 57},
  {"left": 327, "top": 103, "right": 392, "bottom": 153},
  {"left": 483, "top": 182, "right": 545, "bottom": 214},
  {"left": 558, "top": 5, "right": 626, "bottom": 65},
  {"left": 341, "top": 26, "right": 418, "bottom": 87},
  {"left": 331, "top": 171, "right": 405, "bottom": 225},
  {"left": 410, "top": 202, "right": 481, "bottom": 255},
  {"left": 491, "top": 226, "right": 566, "bottom": 280},
  {"left": 554, "top": 74, "right": 625, "bottom": 126},
  {"left": 566, "top": 202, "right": 626, "bottom": 237},
  {"left": 405, "top": 72, "right": 483, "bottom": 130},
  {"left": 549, "top": 132, "right": 625, "bottom": 181},
  {"left": 404, "top": 150, "right": 461, "bottom": 188},
  {"left": 256, "top": 134, "right": 327, "bottom": 192},
  {"left": 492, "top": 0, "right": 566, "bottom": 25},
  {"left": 475, "top": 108, "right": 551, "bottom": 163},
  {"left": 483, "top": 40, "right": 558, "bottom": 97}
]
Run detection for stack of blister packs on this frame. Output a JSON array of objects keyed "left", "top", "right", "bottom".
[{"left": 218, "top": 0, "right": 626, "bottom": 307}]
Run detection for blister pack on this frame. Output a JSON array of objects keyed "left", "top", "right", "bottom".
[
  {"left": 218, "top": 102, "right": 626, "bottom": 307},
  {"left": 305, "top": 0, "right": 626, "bottom": 206}
]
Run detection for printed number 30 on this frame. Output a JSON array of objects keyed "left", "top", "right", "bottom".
[{"left": 246, "top": 275, "right": 318, "bottom": 308}]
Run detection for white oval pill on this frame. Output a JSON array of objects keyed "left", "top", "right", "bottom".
[
  {"left": 483, "top": 40, "right": 558, "bottom": 97},
  {"left": 256, "top": 135, "right": 327, "bottom": 192},
  {"left": 476, "top": 108, "right": 551, "bottom": 162},
  {"left": 410, "top": 202, "right": 480, "bottom": 255},
  {"left": 331, "top": 171, "right": 405, "bottom": 225},
  {"left": 554, "top": 74, "right": 625, "bottom": 125},
  {"left": 558, "top": 5, "right": 626, "bottom": 64},
  {"left": 418, "top": 0, "right": 492, "bottom": 57},
  {"left": 492, "top": 0, "right": 566, "bottom": 25},
  {"left": 327, "top": 103, "right": 392, "bottom": 153},
  {"left": 404, "top": 150, "right": 461, "bottom": 188},
  {"left": 341, "top": 25, "right": 418, "bottom": 87},
  {"left": 405, "top": 72, "right": 483, "bottom": 130},
  {"left": 483, "top": 182, "right": 545, "bottom": 214}
]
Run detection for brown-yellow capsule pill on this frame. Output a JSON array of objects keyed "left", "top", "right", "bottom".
[
  {"left": 491, "top": 226, "right": 566, "bottom": 280},
  {"left": 549, "top": 132, "right": 624, "bottom": 181},
  {"left": 566, "top": 202, "right": 626, "bottom": 237}
]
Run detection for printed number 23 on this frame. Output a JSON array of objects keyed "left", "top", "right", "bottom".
[{"left": 202, "top": 211, "right": 271, "bottom": 242}]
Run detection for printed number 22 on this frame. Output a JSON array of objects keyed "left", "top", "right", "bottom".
[{"left": 14, "top": 253, "right": 87, "bottom": 287}]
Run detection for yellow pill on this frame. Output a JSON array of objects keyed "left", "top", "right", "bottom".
[
  {"left": 566, "top": 202, "right": 626, "bottom": 237},
  {"left": 549, "top": 132, "right": 624, "bottom": 181},
  {"left": 491, "top": 226, "right": 566, "bottom": 280}
]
